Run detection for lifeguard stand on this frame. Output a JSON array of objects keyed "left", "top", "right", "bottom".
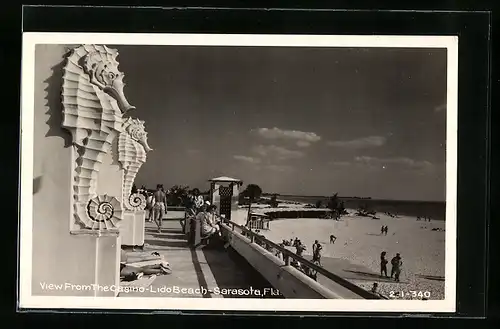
[{"left": 209, "top": 176, "right": 243, "bottom": 221}]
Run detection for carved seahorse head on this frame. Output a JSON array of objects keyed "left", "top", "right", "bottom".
[
  {"left": 81, "top": 47, "right": 136, "bottom": 114},
  {"left": 124, "top": 117, "right": 153, "bottom": 152},
  {"left": 62, "top": 44, "right": 132, "bottom": 148}
]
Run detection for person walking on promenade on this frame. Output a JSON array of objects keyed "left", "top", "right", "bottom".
[{"left": 152, "top": 184, "right": 167, "bottom": 233}]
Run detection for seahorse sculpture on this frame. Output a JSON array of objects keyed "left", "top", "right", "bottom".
[
  {"left": 118, "top": 117, "right": 153, "bottom": 211},
  {"left": 61, "top": 44, "right": 136, "bottom": 230}
]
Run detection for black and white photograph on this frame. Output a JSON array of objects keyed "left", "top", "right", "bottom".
[{"left": 19, "top": 33, "right": 458, "bottom": 312}]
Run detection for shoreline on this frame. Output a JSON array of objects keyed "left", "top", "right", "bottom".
[{"left": 257, "top": 197, "right": 445, "bottom": 221}]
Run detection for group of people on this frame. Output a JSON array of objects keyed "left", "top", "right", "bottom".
[
  {"left": 276, "top": 237, "right": 323, "bottom": 281},
  {"left": 380, "top": 225, "right": 389, "bottom": 235},
  {"left": 184, "top": 192, "right": 224, "bottom": 242},
  {"left": 380, "top": 251, "right": 403, "bottom": 282},
  {"left": 416, "top": 216, "right": 432, "bottom": 222}
]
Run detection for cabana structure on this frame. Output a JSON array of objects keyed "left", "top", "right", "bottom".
[
  {"left": 209, "top": 176, "right": 243, "bottom": 221},
  {"left": 248, "top": 212, "right": 271, "bottom": 230}
]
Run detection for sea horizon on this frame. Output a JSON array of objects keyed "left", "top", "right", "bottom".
[
  {"left": 262, "top": 193, "right": 445, "bottom": 204},
  {"left": 267, "top": 194, "right": 446, "bottom": 221}
]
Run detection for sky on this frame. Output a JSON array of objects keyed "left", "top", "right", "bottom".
[{"left": 114, "top": 45, "right": 447, "bottom": 201}]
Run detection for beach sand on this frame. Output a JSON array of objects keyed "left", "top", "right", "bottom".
[{"left": 245, "top": 208, "right": 446, "bottom": 300}]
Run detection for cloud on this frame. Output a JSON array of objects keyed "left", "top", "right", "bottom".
[
  {"left": 266, "top": 164, "right": 295, "bottom": 173},
  {"left": 434, "top": 103, "right": 446, "bottom": 112},
  {"left": 327, "top": 136, "right": 387, "bottom": 149},
  {"left": 253, "top": 127, "right": 321, "bottom": 145},
  {"left": 354, "top": 156, "right": 434, "bottom": 170},
  {"left": 252, "top": 144, "right": 305, "bottom": 160},
  {"left": 233, "top": 155, "right": 261, "bottom": 164}
]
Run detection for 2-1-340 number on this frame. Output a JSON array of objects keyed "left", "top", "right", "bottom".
[{"left": 389, "top": 291, "right": 431, "bottom": 299}]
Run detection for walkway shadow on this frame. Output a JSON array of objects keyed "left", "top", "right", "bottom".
[
  {"left": 366, "top": 233, "right": 384, "bottom": 236},
  {"left": 144, "top": 239, "right": 188, "bottom": 248},
  {"left": 189, "top": 248, "right": 211, "bottom": 298},
  {"left": 145, "top": 228, "right": 179, "bottom": 234},
  {"left": 148, "top": 233, "right": 186, "bottom": 240},
  {"left": 201, "top": 241, "right": 283, "bottom": 298}
]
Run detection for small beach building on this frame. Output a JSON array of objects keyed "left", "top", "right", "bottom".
[
  {"left": 209, "top": 176, "right": 244, "bottom": 221},
  {"left": 248, "top": 212, "right": 271, "bottom": 230}
]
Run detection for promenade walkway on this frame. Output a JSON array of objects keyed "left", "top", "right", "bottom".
[{"left": 120, "top": 218, "right": 280, "bottom": 298}]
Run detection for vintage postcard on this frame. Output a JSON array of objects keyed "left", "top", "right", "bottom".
[{"left": 19, "top": 32, "right": 458, "bottom": 313}]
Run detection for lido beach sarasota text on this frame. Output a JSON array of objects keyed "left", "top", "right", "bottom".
[{"left": 39, "top": 282, "right": 280, "bottom": 297}]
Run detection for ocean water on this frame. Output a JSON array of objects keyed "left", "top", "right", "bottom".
[{"left": 277, "top": 195, "right": 446, "bottom": 221}]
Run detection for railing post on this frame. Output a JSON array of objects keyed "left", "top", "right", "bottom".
[{"left": 250, "top": 233, "right": 254, "bottom": 243}]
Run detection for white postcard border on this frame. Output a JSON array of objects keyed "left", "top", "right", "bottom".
[{"left": 19, "top": 32, "right": 458, "bottom": 313}]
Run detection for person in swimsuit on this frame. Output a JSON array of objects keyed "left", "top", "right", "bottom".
[
  {"left": 380, "top": 251, "right": 388, "bottom": 277},
  {"left": 152, "top": 184, "right": 167, "bottom": 233},
  {"left": 312, "top": 240, "right": 323, "bottom": 265}
]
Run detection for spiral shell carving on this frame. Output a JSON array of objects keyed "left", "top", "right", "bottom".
[
  {"left": 128, "top": 193, "right": 147, "bottom": 211},
  {"left": 86, "top": 195, "right": 123, "bottom": 230}
]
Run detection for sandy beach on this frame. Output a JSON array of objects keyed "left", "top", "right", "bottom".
[{"left": 233, "top": 204, "right": 446, "bottom": 300}]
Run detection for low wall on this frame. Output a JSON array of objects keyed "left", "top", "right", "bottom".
[{"left": 220, "top": 224, "right": 356, "bottom": 299}]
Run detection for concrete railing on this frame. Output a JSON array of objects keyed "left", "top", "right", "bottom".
[{"left": 219, "top": 220, "right": 386, "bottom": 299}]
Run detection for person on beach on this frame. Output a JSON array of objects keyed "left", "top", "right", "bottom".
[
  {"left": 371, "top": 282, "right": 379, "bottom": 294},
  {"left": 329, "top": 234, "right": 337, "bottom": 244},
  {"left": 390, "top": 253, "right": 403, "bottom": 282},
  {"left": 152, "top": 184, "right": 167, "bottom": 233},
  {"left": 295, "top": 241, "right": 306, "bottom": 257},
  {"left": 384, "top": 226, "right": 388, "bottom": 235},
  {"left": 292, "top": 241, "right": 306, "bottom": 269},
  {"left": 380, "top": 226, "right": 384, "bottom": 235},
  {"left": 312, "top": 240, "right": 323, "bottom": 265},
  {"left": 380, "top": 251, "right": 388, "bottom": 277}
]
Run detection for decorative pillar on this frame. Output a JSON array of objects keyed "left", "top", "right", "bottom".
[{"left": 60, "top": 44, "right": 140, "bottom": 296}]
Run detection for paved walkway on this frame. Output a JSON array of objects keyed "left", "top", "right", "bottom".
[{"left": 120, "top": 220, "right": 275, "bottom": 298}]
